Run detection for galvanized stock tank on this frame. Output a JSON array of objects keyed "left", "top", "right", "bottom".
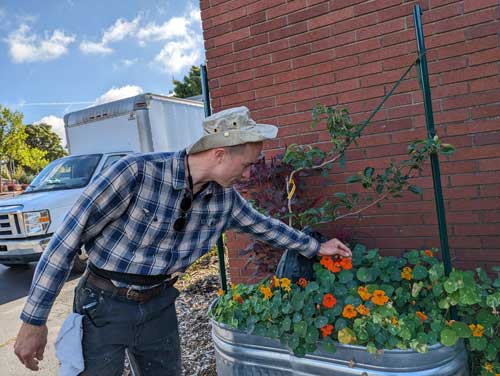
[{"left": 211, "top": 320, "right": 468, "bottom": 376}]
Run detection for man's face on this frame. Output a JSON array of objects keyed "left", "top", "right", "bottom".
[{"left": 216, "top": 143, "right": 263, "bottom": 187}]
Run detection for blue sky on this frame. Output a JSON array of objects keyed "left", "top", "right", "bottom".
[{"left": 0, "top": 0, "right": 204, "bottom": 145}]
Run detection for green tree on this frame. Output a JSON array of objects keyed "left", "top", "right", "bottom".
[
  {"left": 0, "top": 106, "right": 50, "bottom": 189},
  {"left": 173, "top": 65, "right": 202, "bottom": 98},
  {"left": 0, "top": 106, "right": 29, "bottom": 190},
  {"left": 25, "top": 123, "right": 67, "bottom": 163}
]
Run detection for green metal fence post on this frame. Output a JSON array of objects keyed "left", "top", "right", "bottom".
[
  {"left": 201, "top": 64, "right": 228, "bottom": 292},
  {"left": 413, "top": 5, "right": 456, "bottom": 319}
]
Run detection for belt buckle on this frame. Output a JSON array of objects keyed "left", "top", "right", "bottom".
[{"left": 126, "top": 287, "right": 138, "bottom": 300}]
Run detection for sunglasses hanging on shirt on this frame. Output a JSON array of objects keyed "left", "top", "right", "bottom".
[{"left": 173, "top": 155, "right": 194, "bottom": 232}]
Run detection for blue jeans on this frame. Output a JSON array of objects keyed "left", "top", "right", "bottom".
[{"left": 73, "top": 274, "right": 182, "bottom": 376}]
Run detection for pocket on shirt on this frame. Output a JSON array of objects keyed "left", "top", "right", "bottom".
[{"left": 127, "top": 204, "right": 174, "bottom": 245}]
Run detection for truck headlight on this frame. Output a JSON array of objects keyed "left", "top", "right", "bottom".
[{"left": 23, "top": 210, "right": 51, "bottom": 236}]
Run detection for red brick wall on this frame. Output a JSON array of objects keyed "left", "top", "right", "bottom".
[{"left": 200, "top": 0, "right": 500, "bottom": 283}]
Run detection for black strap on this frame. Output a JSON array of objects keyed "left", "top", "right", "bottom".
[{"left": 88, "top": 263, "right": 172, "bottom": 286}]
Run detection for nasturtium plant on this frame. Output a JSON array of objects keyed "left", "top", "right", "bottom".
[{"left": 211, "top": 246, "right": 500, "bottom": 375}]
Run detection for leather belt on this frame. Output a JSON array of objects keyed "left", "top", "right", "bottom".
[{"left": 86, "top": 270, "right": 177, "bottom": 303}]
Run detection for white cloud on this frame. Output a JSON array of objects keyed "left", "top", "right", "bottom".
[
  {"left": 77, "top": 4, "right": 203, "bottom": 73},
  {"left": 80, "top": 16, "right": 140, "bottom": 55},
  {"left": 79, "top": 41, "right": 113, "bottom": 55},
  {"left": 6, "top": 24, "right": 75, "bottom": 63},
  {"left": 136, "top": 17, "right": 189, "bottom": 43},
  {"left": 153, "top": 35, "right": 201, "bottom": 74},
  {"left": 34, "top": 115, "right": 66, "bottom": 146},
  {"left": 138, "top": 4, "right": 203, "bottom": 75},
  {"left": 188, "top": 3, "right": 201, "bottom": 23},
  {"left": 94, "top": 85, "right": 143, "bottom": 105},
  {"left": 112, "top": 58, "right": 139, "bottom": 70}
]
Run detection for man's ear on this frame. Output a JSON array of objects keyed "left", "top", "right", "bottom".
[{"left": 212, "top": 147, "right": 227, "bottom": 163}]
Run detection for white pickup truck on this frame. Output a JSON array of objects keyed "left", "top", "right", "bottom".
[{"left": 0, "top": 93, "right": 204, "bottom": 271}]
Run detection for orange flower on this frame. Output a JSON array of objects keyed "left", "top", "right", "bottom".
[
  {"left": 357, "top": 286, "right": 371, "bottom": 301},
  {"left": 322, "top": 293, "right": 337, "bottom": 309},
  {"left": 469, "top": 324, "right": 484, "bottom": 337},
  {"left": 233, "top": 294, "right": 244, "bottom": 304},
  {"left": 391, "top": 316, "right": 399, "bottom": 326},
  {"left": 216, "top": 289, "right": 225, "bottom": 296},
  {"left": 320, "top": 256, "right": 334, "bottom": 269},
  {"left": 259, "top": 285, "right": 273, "bottom": 300},
  {"left": 272, "top": 275, "right": 280, "bottom": 288},
  {"left": 401, "top": 266, "right": 413, "bottom": 280},
  {"left": 424, "top": 249, "right": 433, "bottom": 257},
  {"left": 297, "top": 278, "right": 308, "bottom": 288},
  {"left": 320, "top": 324, "right": 334, "bottom": 337},
  {"left": 340, "top": 258, "right": 352, "bottom": 270},
  {"left": 371, "top": 290, "right": 389, "bottom": 306},
  {"left": 320, "top": 256, "right": 342, "bottom": 273},
  {"left": 342, "top": 304, "right": 357, "bottom": 319},
  {"left": 329, "top": 261, "right": 342, "bottom": 273},
  {"left": 357, "top": 304, "right": 370, "bottom": 316},
  {"left": 416, "top": 311, "right": 427, "bottom": 322}
]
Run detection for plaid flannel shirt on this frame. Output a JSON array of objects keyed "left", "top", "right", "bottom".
[{"left": 21, "top": 149, "right": 320, "bottom": 325}]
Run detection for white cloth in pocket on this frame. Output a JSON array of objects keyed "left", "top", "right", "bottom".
[{"left": 55, "top": 313, "right": 84, "bottom": 376}]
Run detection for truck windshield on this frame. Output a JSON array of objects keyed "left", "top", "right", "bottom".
[{"left": 25, "top": 154, "right": 103, "bottom": 193}]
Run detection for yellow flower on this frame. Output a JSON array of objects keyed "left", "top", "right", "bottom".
[
  {"left": 259, "top": 285, "right": 273, "bottom": 300},
  {"left": 469, "top": 323, "right": 484, "bottom": 337},
  {"left": 342, "top": 304, "right": 357, "bottom": 319},
  {"left": 401, "top": 266, "right": 413, "bottom": 280},
  {"left": 230, "top": 282, "right": 237, "bottom": 290},
  {"left": 280, "top": 278, "right": 292, "bottom": 292},
  {"left": 371, "top": 290, "right": 389, "bottom": 306},
  {"left": 483, "top": 363, "right": 493, "bottom": 373},
  {"left": 357, "top": 304, "right": 370, "bottom": 316},
  {"left": 357, "top": 286, "right": 371, "bottom": 301},
  {"left": 216, "top": 289, "right": 225, "bottom": 296}
]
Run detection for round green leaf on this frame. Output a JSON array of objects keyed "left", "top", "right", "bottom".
[
  {"left": 451, "top": 322, "right": 471, "bottom": 338},
  {"left": 314, "top": 316, "right": 328, "bottom": 328},
  {"left": 357, "top": 267, "right": 373, "bottom": 283},
  {"left": 322, "top": 337, "right": 337, "bottom": 353},
  {"left": 412, "top": 265, "right": 428, "bottom": 281},
  {"left": 469, "top": 337, "right": 487, "bottom": 351},
  {"left": 440, "top": 328, "right": 458, "bottom": 347}
]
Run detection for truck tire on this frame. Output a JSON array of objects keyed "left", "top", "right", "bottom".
[{"left": 72, "top": 249, "right": 88, "bottom": 274}]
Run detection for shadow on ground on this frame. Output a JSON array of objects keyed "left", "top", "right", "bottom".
[{"left": 0, "top": 263, "right": 80, "bottom": 305}]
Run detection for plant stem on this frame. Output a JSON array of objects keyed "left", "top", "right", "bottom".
[{"left": 335, "top": 193, "right": 389, "bottom": 221}]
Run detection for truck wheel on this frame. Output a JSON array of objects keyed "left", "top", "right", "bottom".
[{"left": 72, "top": 249, "right": 88, "bottom": 273}]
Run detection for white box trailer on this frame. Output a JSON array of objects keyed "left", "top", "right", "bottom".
[
  {"left": 65, "top": 93, "right": 204, "bottom": 154},
  {"left": 0, "top": 93, "right": 204, "bottom": 271}
]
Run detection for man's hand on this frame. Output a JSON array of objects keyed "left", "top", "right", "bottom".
[
  {"left": 14, "top": 322, "right": 48, "bottom": 371},
  {"left": 318, "top": 238, "right": 352, "bottom": 258}
]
